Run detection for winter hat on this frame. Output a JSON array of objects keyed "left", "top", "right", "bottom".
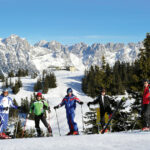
[
  {"left": 67, "top": 88, "right": 73, "bottom": 94},
  {"left": 37, "top": 92, "right": 42, "bottom": 97}
]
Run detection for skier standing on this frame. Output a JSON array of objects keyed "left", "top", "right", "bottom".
[
  {"left": 29, "top": 92, "right": 52, "bottom": 137},
  {"left": 54, "top": 88, "right": 83, "bottom": 135},
  {"left": 87, "top": 88, "right": 112, "bottom": 132},
  {"left": 0, "top": 89, "right": 18, "bottom": 139},
  {"left": 142, "top": 80, "right": 150, "bottom": 131}
]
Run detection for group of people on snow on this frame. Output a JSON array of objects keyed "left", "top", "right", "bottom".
[{"left": 0, "top": 79, "right": 150, "bottom": 138}]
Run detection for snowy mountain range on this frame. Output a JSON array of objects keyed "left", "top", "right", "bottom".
[{"left": 0, "top": 34, "right": 144, "bottom": 74}]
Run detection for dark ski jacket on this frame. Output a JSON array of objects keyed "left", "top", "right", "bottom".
[{"left": 90, "top": 95, "right": 112, "bottom": 115}]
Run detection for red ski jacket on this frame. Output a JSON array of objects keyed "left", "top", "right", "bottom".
[{"left": 143, "top": 85, "right": 150, "bottom": 104}]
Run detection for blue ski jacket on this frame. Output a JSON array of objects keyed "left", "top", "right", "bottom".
[{"left": 60, "top": 94, "right": 81, "bottom": 114}]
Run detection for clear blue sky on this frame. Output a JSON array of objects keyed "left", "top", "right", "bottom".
[{"left": 0, "top": 0, "right": 149, "bottom": 45}]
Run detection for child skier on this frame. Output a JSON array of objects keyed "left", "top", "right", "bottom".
[
  {"left": 54, "top": 88, "right": 83, "bottom": 135},
  {"left": 29, "top": 92, "right": 52, "bottom": 137},
  {"left": 0, "top": 89, "right": 18, "bottom": 139}
]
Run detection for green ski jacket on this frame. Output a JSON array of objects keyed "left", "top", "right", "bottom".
[{"left": 29, "top": 100, "right": 48, "bottom": 116}]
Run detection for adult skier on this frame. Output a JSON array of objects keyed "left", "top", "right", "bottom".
[
  {"left": 87, "top": 88, "right": 112, "bottom": 132},
  {"left": 54, "top": 88, "right": 83, "bottom": 135},
  {"left": 29, "top": 92, "right": 52, "bottom": 137},
  {"left": 0, "top": 89, "right": 18, "bottom": 139},
  {"left": 142, "top": 80, "right": 150, "bottom": 131}
]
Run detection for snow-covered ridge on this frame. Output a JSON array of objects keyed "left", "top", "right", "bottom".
[{"left": 0, "top": 34, "right": 144, "bottom": 74}]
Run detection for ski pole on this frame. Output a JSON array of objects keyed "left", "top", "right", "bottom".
[
  {"left": 81, "top": 105, "right": 85, "bottom": 131},
  {"left": 22, "top": 113, "right": 29, "bottom": 138},
  {"left": 55, "top": 109, "right": 61, "bottom": 136},
  {"left": 48, "top": 108, "right": 53, "bottom": 136}
]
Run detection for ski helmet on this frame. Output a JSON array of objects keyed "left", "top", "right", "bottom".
[
  {"left": 3, "top": 88, "right": 9, "bottom": 93},
  {"left": 37, "top": 92, "right": 42, "bottom": 97},
  {"left": 67, "top": 88, "right": 73, "bottom": 94}
]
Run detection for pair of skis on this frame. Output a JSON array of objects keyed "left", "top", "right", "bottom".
[{"left": 101, "top": 97, "right": 125, "bottom": 134}]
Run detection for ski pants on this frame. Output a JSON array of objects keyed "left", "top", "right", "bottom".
[
  {"left": 66, "top": 112, "right": 78, "bottom": 132},
  {"left": 100, "top": 114, "right": 105, "bottom": 128},
  {"left": 100, "top": 107, "right": 112, "bottom": 128},
  {"left": 34, "top": 114, "right": 51, "bottom": 135},
  {"left": 0, "top": 113, "right": 9, "bottom": 133},
  {"left": 142, "top": 104, "right": 150, "bottom": 127}
]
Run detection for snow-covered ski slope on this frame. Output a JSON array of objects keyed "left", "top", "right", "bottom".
[
  {"left": 1, "top": 71, "right": 150, "bottom": 149},
  {"left": 1, "top": 132, "right": 150, "bottom": 150}
]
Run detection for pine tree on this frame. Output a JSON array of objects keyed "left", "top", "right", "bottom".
[
  {"left": 25, "top": 69, "right": 29, "bottom": 76},
  {"left": 34, "top": 79, "right": 42, "bottom": 92},
  {"left": 101, "top": 55, "right": 106, "bottom": 71},
  {"left": 129, "top": 91, "right": 143, "bottom": 129},
  {"left": 14, "top": 120, "right": 23, "bottom": 138},
  {"left": 42, "top": 78, "right": 49, "bottom": 94},
  {"left": 9, "top": 99, "right": 18, "bottom": 119},
  {"left": 0, "top": 74, "right": 5, "bottom": 82},
  {"left": 111, "top": 98, "right": 131, "bottom": 132},
  {"left": 12, "top": 81, "right": 20, "bottom": 94},
  {"left": 9, "top": 77, "right": 13, "bottom": 87},
  {"left": 21, "top": 97, "right": 30, "bottom": 114},
  {"left": 49, "top": 73, "right": 57, "bottom": 88},
  {"left": 17, "top": 77, "right": 23, "bottom": 88},
  {"left": 5, "top": 77, "right": 9, "bottom": 88},
  {"left": 104, "top": 63, "right": 113, "bottom": 95},
  {"left": 84, "top": 108, "right": 98, "bottom": 134}
]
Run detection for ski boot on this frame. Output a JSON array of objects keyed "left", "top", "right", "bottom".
[
  {"left": 72, "top": 131, "right": 79, "bottom": 135},
  {"left": 66, "top": 131, "right": 73, "bottom": 135},
  {"left": 142, "top": 127, "right": 149, "bottom": 131},
  {"left": 48, "top": 126, "right": 53, "bottom": 137},
  {"left": 100, "top": 128, "right": 109, "bottom": 133},
  {"left": 0, "top": 133, "right": 11, "bottom": 139},
  {"left": 36, "top": 128, "right": 41, "bottom": 137}
]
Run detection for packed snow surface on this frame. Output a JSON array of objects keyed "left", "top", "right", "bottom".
[{"left": 0, "top": 132, "right": 150, "bottom": 150}]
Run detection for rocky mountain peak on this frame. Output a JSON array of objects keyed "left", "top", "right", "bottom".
[{"left": 0, "top": 34, "right": 144, "bottom": 74}]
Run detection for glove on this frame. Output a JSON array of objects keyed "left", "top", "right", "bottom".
[
  {"left": 79, "top": 101, "right": 84, "bottom": 105},
  {"left": 87, "top": 102, "right": 91, "bottom": 107},
  {"left": 54, "top": 105, "right": 59, "bottom": 109},
  {"left": 3, "top": 107, "right": 9, "bottom": 111},
  {"left": 17, "top": 106, "right": 22, "bottom": 110},
  {"left": 43, "top": 105, "right": 48, "bottom": 109}
]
